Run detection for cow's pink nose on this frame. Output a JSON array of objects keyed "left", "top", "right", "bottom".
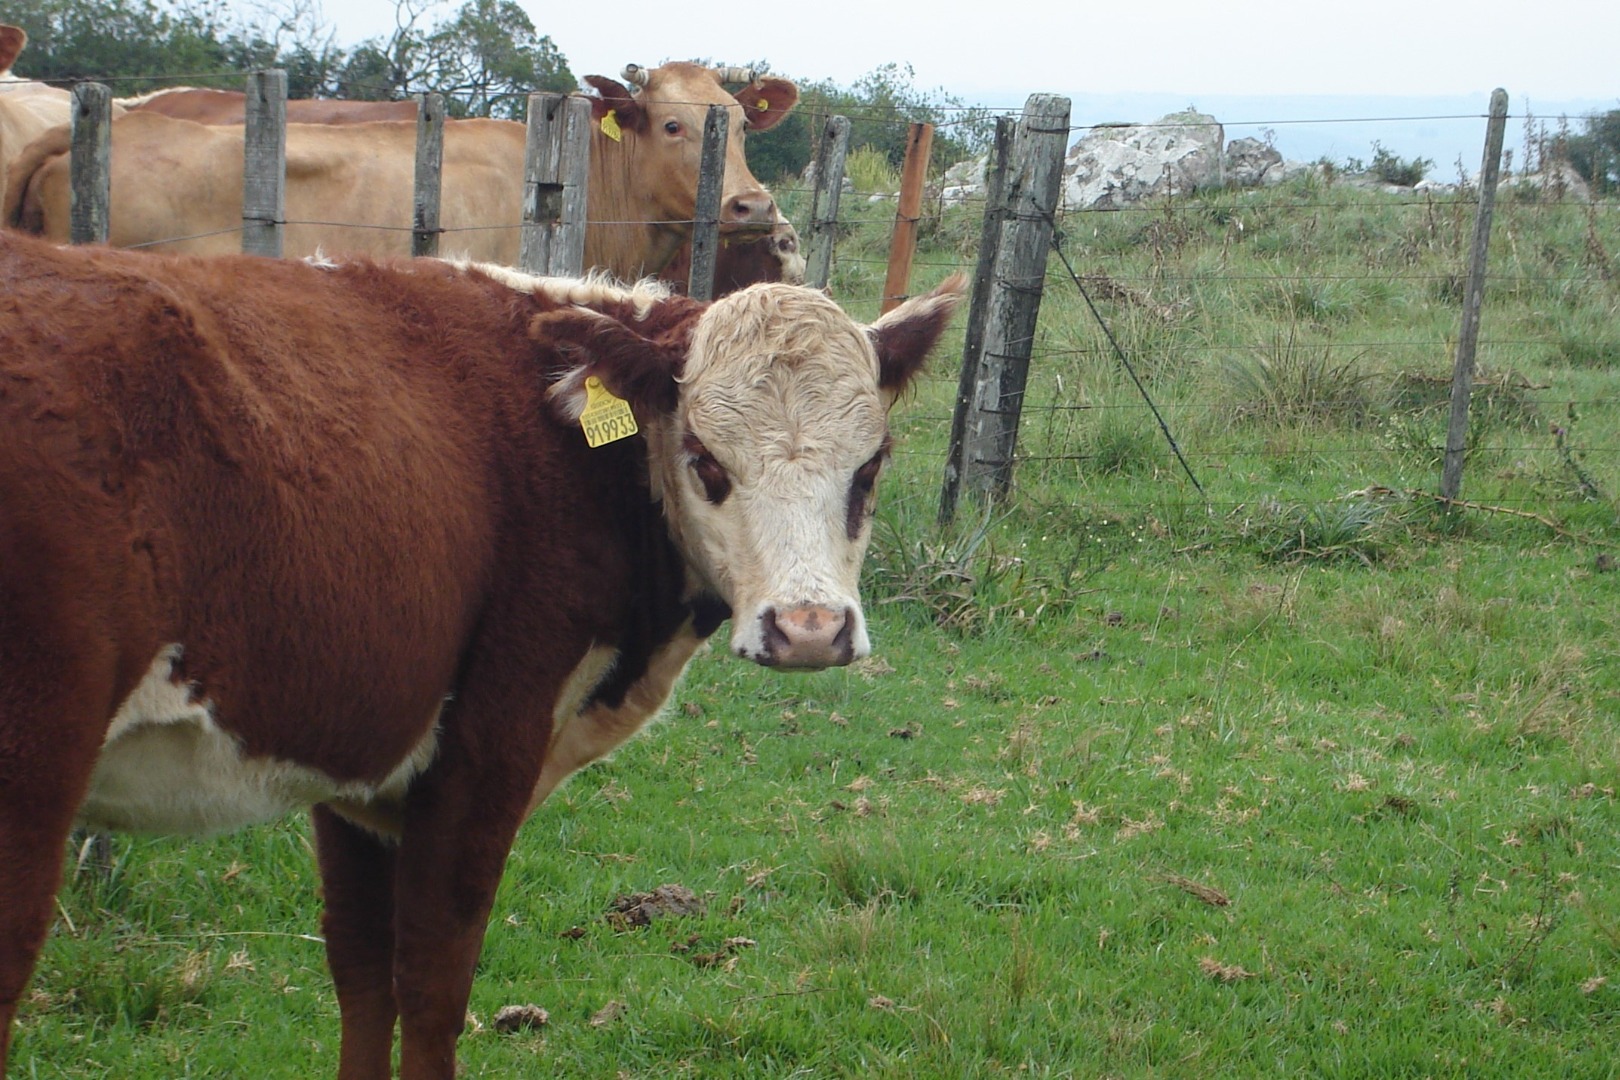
[
  {"left": 758, "top": 604, "right": 854, "bottom": 669},
  {"left": 723, "top": 191, "right": 775, "bottom": 226}
]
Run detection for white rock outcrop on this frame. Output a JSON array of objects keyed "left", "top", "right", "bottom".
[{"left": 1062, "top": 109, "right": 1225, "bottom": 210}]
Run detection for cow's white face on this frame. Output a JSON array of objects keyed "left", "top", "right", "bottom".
[
  {"left": 541, "top": 274, "right": 963, "bottom": 670},
  {"left": 656, "top": 285, "right": 891, "bottom": 667}
]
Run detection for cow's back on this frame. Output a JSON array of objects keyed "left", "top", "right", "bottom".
[
  {"left": 12, "top": 112, "right": 527, "bottom": 263},
  {"left": 122, "top": 88, "right": 420, "bottom": 125},
  {"left": 282, "top": 117, "right": 524, "bottom": 263}
]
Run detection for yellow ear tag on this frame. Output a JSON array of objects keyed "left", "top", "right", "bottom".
[
  {"left": 600, "top": 109, "right": 622, "bottom": 142},
  {"left": 580, "top": 376, "right": 638, "bottom": 447},
  {"left": 755, "top": 98, "right": 769, "bottom": 112}
]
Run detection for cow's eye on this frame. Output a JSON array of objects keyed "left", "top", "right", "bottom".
[
  {"left": 852, "top": 452, "right": 883, "bottom": 497},
  {"left": 846, "top": 449, "right": 887, "bottom": 539},
  {"left": 684, "top": 436, "right": 731, "bottom": 505},
  {"left": 664, "top": 119, "right": 682, "bottom": 136}
]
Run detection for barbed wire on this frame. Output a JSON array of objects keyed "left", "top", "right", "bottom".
[{"left": 15, "top": 69, "right": 1617, "bottom": 513}]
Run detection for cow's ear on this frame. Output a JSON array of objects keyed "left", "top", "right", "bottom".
[
  {"left": 583, "top": 76, "right": 646, "bottom": 134},
  {"left": 867, "top": 273, "right": 967, "bottom": 404},
  {"left": 536, "top": 305, "right": 699, "bottom": 425},
  {"left": 736, "top": 77, "right": 798, "bottom": 132}
]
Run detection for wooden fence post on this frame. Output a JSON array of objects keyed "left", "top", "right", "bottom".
[
  {"left": 955, "top": 94, "right": 1070, "bottom": 505},
  {"left": 68, "top": 83, "right": 111, "bottom": 246},
  {"left": 518, "top": 92, "right": 591, "bottom": 276},
  {"left": 1440, "top": 88, "right": 1510, "bottom": 504},
  {"left": 804, "top": 114, "right": 850, "bottom": 290},
  {"left": 241, "top": 70, "right": 287, "bottom": 258},
  {"left": 939, "top": 115, "right": 1015, "bottom": 525},
  {"left": 412, "top": 93, "right": 446, "bottom": 258},
  {"left": 880, "top": 122, "right": 934, "bottom": 314},
  {"left": 686, "top": 104, "right": 730, "bottom": 302}
]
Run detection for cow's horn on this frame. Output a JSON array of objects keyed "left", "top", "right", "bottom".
[
  {"left": 712, "top": 65, "right": 760, "bottom": 86},
  {"left": 620, "top": 64, "right": 649, "bottom": 88}
]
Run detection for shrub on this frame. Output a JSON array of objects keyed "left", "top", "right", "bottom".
[{"left": 1369, "top": 142, "right": 1433, "bottom": 187}]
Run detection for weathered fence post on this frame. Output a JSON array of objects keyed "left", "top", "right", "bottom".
[
  {"left": 939, "top": 116, "right": 1015, "bottom": 524},
  {"left": 880, "top": 122, "right": 934, "bottom": 313},
  {"left": 241, "top": 70, "right": 287, "bottom": 258},
  {"left": 804, "top": 114, "right": 850, "bottom": 290},
  {"left": 686, "top": 104, "right": 730, "bottom": 302},
  {"left": 68, "top": 82, "right": 112, "bottom": 246},
  {"left": 1440, "top": 88, "right": 1510, "bottom": 505},
  {"left": 65, "top": 33, "right": 113, "bottom": 865},
  {"left": 65, "top": 41, "right": 109, "bottom": 871},
  {"left": 412, "top": 93, "right": 446, "bottom": 258},
  {"left": 950, "top": 94, "right": 1070, "bottom": 507},
  {"left": 518, "top": 92, "right": 591, "bottom": 276}
]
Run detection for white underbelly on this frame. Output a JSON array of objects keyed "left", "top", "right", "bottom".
[{"left": 79, "top": 645, "right": 438, "bottom": 835}]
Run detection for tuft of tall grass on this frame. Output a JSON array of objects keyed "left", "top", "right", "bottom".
[
  {"left": 1236, "top": 497, "right": 1397, "bottom": 565},
  {"left": 1216, "top": 327, "right": 1380, "bottom": 427}
]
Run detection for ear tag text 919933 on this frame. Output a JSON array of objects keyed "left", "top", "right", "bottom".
[{"left": 580, "top": 376, "right": 638, "bottom": 448}]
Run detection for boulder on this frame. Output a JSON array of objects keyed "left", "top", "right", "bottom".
[
  {"left": 1223, "top": 136, "right": 1284, "bottom": 188},
  {"left": 1501, "top": 159, "right": 1592, "bottom": 201},
  {"left": 937, "top": 155, "right": 986, "bottom": 209},
  {"left": 1063, "top": 108, "right": 1224, "bottom": 210}
]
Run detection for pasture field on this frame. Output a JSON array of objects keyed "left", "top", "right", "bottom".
[{"left": 17, "top": 173, "right": 1620, "bottom": 1077}]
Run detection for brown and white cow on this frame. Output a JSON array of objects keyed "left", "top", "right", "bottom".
[
  {"left": 0, "top": 229, "right": 963, "bottom": 1078},
  {"left": 4, "top": 62, "right": 796, "bottom": 281}
]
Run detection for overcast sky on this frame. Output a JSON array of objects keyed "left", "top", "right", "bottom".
[{"left": 290, "top": 0, "right": 1618, "bottom": 166}]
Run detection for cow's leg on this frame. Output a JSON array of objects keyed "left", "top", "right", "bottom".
[
  {"left": 385, "top": 646, "right": 606, "bottom": 1080},
  {"left": 0, "top": 657, "right": 115, "bottom": 1073},
  {"left": 0, "top": 777, "right": 86, "bottom": 1073},
  {"left": 389, "top": 760, "right": 535, "bottom": 1080},
  {"left": 313, "top": 805, "right": 401, "bottom": 1080}
]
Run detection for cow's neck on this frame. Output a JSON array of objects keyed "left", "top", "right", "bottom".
[
  {"left": 585, "top": 133, "right": 689, "bottom": 281},
  {"left": 578, "top": 421, "right": 726, "bottom": 713}
]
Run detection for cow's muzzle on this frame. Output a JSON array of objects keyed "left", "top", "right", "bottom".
[
  {"left": 751, "top": 603, "right": 857, "bottom": 669},
  {"left": 723, "top": 191, "right": 777, "bottom": 229}
]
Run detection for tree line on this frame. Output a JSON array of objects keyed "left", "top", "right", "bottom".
[{"left": 3, "top": 0, "right": 986, "bottom": 181}]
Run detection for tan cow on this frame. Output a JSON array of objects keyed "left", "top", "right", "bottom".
[
  {"left": 5, "top": 62, "right": 797, "bottom": 280},
  {"left": 117, "top": 86, "right": 421, "bottom": 124}
]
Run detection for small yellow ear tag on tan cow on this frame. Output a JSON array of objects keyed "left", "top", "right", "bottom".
[
  {"left": 580, "top": 376, "right": 638, "bottom": 447},
  {"left": 600, "top": 110, "right": 622, "bottom": 142},
  {"left": 756, "top": 98, "right": 769, "bottom": 113}
]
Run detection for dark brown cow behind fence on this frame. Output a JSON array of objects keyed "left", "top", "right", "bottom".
[
  {"left": 0, "top": 231, "right": 963, "bottom": 1078},
  {"left": 661, "top": 213, "right": 807, "bottom": 294}
]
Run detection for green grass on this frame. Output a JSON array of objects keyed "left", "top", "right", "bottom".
[{"left": 14, "top": 176, "right": 1620, "bottom": 1077}]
